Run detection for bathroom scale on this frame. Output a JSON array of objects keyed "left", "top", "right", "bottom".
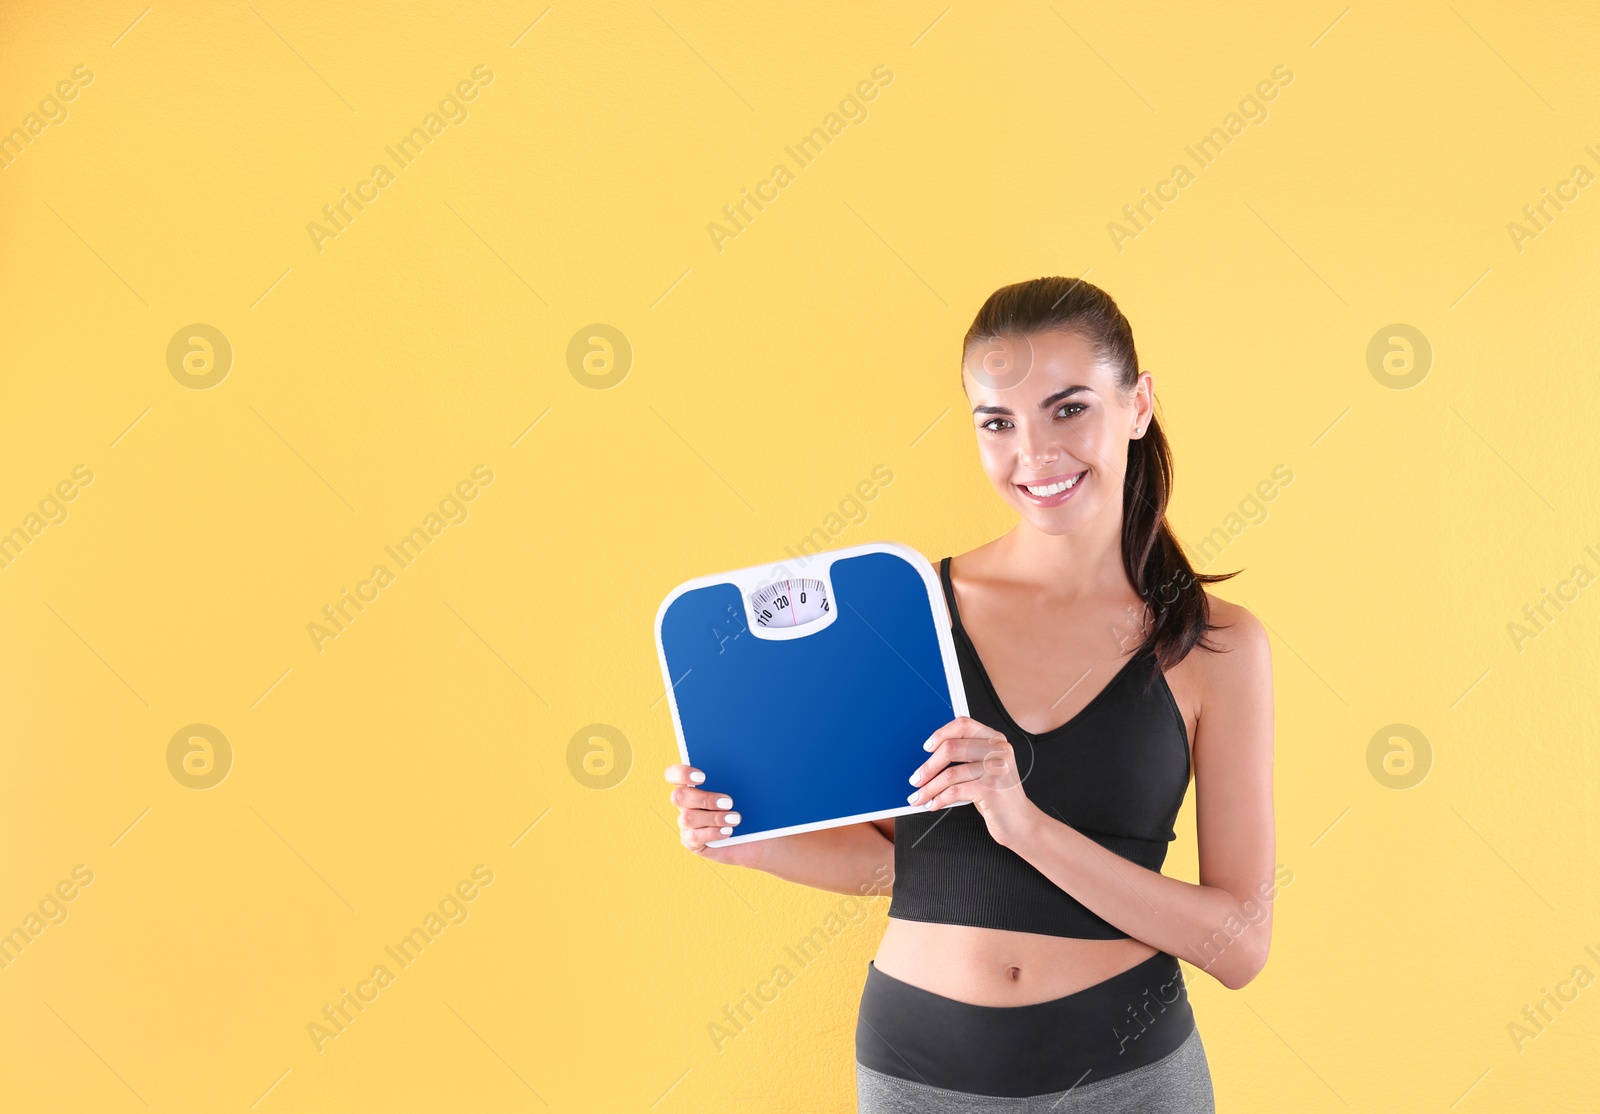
[{"left": 654, "top": 541, "right": 969, "bottom": 846}]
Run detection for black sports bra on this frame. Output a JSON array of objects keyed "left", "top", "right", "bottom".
[{"left": 887, "top": 557, "right": 1193, "bottom": 939}]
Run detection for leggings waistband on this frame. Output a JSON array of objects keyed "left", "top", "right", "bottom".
[{"left": 855, "top": 950, "right": 1196, "bottom": 1099}]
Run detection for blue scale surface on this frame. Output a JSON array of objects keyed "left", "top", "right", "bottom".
[{"left": 658, "top": 551, "right": 962, "bottom": 841}]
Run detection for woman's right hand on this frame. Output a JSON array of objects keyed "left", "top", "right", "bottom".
[{"left": 664, "top": 764, "right": 765, "bottom": 867}]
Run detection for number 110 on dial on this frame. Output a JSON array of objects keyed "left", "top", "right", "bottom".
[{"left": 750, "top": 578, "right": 830, "bottom": 629}]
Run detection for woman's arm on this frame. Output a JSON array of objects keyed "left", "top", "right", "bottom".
[
  {"left": 1015, "top": 604, "right": 1275, "bottom": 988},
  {"left": 745, "top": 819, "right": 895, "bottom": 897}
]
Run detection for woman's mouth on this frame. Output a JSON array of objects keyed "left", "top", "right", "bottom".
[{"left": 1016, "top": 470, "right": 1087, "bottom": 507}]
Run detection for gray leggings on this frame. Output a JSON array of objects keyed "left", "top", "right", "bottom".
[{"left": 857, "top": 1024, "right": 1216, "bottom": 1112}]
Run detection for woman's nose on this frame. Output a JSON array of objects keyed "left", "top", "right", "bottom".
[{"left": 1018, "top": 423, "right": 1061, "bottom": 465}]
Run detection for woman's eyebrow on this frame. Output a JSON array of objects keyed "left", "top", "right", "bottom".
[{"left": 971, "top": 385, "right": 1091, "bottom": 416}]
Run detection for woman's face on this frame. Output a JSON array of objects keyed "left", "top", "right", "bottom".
[{"left": 961, "top": 328, "right": 1151, "bottom": 534}]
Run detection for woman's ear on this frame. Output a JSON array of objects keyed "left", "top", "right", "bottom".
[{"left": 1132, "top": 371, "right": 1156, "bottom": 436}]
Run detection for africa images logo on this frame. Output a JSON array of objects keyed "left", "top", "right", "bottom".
[{"left": 306, "top": 65, "right": 494, "bottom": 253}]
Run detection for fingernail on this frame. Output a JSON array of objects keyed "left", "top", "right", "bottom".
[
  {"left": 908, "top": 770, "right": 921, "bottom": 785},
  {"left": 725, "top": 812, "right": 741, "bottom": 825},
  {"left": 719, "top": 826, "right": 733, "bottom": 835},
  {"left": 907, "top": 791, "right": 919, "bottom": 804},
  {"left": 689, "top": 771, "right": 705, "bottom": 784},
  {"left": 923, "top": 737, "right": 936, "bottom": 751},
  {"left": 715, "top": 796, "right": 732, "bottom": 809}
]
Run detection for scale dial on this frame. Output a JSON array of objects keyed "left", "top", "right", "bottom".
[{"left": 750, "top": 578, "right": 830, "bottom": 629}]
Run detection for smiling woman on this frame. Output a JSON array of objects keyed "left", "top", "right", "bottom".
[{"left": 666, "top": 276, "right": 1275, "bottom": 1113}]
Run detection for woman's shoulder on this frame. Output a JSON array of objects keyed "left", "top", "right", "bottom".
[
  {"left": 1189, "top": 591, "right": 1272, "bottom": 689},
  {"left": 944, "top": 539, "right": 1007, "bottom": 579},
  {"left": 1201, "top": 592, "right": 1265, "bottom": 642}
]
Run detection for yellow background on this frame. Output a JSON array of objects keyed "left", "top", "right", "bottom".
[{"left": 2, "top": 1, "right": 1597, "bottom": 1110}]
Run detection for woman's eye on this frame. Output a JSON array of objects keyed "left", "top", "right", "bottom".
[{"left": 980, "top": 407, "right": 1080, "bottom": 431}]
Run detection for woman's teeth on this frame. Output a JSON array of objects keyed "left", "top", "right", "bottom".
[{"left": 1022, "top": 474, "right": 1084, "bottom": 497}]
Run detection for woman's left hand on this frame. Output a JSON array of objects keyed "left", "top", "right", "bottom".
[{"left": 907, "top": 716, "right": 1046, "bottom": 850}]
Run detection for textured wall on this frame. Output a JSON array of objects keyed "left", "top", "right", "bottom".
[{"left": 1, "top": 2, "right": 1596, "bottom": 1110}]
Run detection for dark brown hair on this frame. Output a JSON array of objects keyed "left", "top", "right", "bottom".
[{"left": 961, "top": 275, "right": 1239, "bottom": 678}]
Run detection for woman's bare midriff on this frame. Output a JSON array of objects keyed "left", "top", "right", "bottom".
[{"left": 873, "top": 916, "right": 1157, "bottom": 1006}]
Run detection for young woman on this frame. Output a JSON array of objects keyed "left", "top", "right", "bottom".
[{"left": 665, "top": 276, "right": 1276, "bottom": 1112}]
